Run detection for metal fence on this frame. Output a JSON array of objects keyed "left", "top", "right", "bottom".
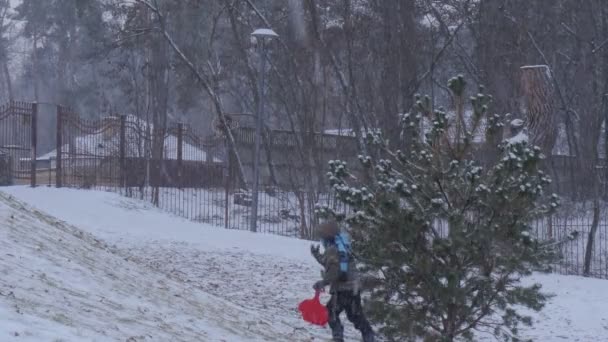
[
  {"left": 52, "top": 105, "right": 351, "bottom": 238},
  {"left": 3, "top": 100, "right": 608, "bottom": 277},
  {"left": 0, "top": 101, "right": 35, "bottom": 185},
  {"left": 533, "top": 212, "right": 608, "bottom": 278}
]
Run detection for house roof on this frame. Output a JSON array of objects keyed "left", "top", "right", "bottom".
[
  {"left": 323, "top": 128, "right": 382, "bottom": 137},
  {"left": 36, "top": 115, "right": 222, "bottom": 163},
  {"left": 324, "top": 110, "right": 487, "bottom": 144},
  {"left": 38, "top": 135, "right": 221, "bottom": 163}
]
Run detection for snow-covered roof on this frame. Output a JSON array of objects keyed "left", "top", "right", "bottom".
[
  {"left": 521, "top": 65, "right": 553, "bottom": 79},
  {"left": 323, "top": 128, "right": 382, "bottom": 137},
  {"left": 37, "top": 115, "right": 222, "bottom": 163},
  {"left": 324, "top": 111, "right": 488, "bottom": 143}
]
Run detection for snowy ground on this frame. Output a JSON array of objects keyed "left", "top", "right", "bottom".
[
  {"left": 0, "top": 188, "right": 345, "bottom": 341},
  {"left": 119, "top": 185, "right": 608, "bottom": 278},
  {"left": 1, "top": 186, "right": 348, "bottom": 341},
  {"left": 526, "top": 212, "right": 608, "bottom": 278},
  {"left": 2, "top": 186, "right": 608, "bottom": 341},
  {"left": 96, "top": 185, "right": 347, "bottom": 238}
]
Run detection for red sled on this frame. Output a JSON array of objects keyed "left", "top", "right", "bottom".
[{"left": 298, "top": 290, "right": 329, "bottom": 326}]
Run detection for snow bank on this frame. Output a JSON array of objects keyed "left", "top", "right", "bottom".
[
  {"left": 0, "top": 190, "right": 314, "bottom": 341},
  {"left": 1, "top": 186, "right": 357, "bottom": 341},
  {"left": 2, "top": 186, "right": 312, "bottom": 261},
  {"left": 3, "top": 186, "right": 608, "bottom": 341}
]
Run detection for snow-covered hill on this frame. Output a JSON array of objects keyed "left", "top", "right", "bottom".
[
  {"left": 2, "top": 186, "right": 608, "bottom": 341},
  {"left": 0, "top": 188, "right": 329, "bottom": 341}
]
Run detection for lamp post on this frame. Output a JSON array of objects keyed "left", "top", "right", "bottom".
[{"left": 250, "top": 28, "right": 278, "bottom": 233}]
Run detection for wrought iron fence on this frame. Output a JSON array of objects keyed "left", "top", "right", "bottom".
[
  {"left": 52, "top": 106, "right": 352, "bottom": 238},
  {"left": 534, "top": 212, "right": 608, "bottom": 278},
  {"left": 0, "top": 101, "right": 35, "bottom": 185},
  {"left": 2, "top": 100, "right": 608, "bottom": 277}
]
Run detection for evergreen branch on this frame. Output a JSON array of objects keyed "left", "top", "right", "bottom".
[
  {"left": 456, "top": 274, "right": 509, "bottom": 335},
  {"left": 435, "top": 178, "right": 453, "bottom": 211}
]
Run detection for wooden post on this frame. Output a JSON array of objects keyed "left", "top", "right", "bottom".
[
  {"left": 56, "top": 106, "right": 62, "bottom": 188},
  {"left": 30, "top": 103, "right": 37, "bottom": 187}
]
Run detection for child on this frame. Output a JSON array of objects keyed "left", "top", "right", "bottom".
[{"left": 311, "top": 219, "right": 375, "bottom": 342}]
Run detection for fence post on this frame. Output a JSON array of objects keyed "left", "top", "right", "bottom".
[
  {"left": 120, "top": 115, "right": 126, "bottom": 191},
  {"left": 224, "top": 143, "right": 231, "bottom": 229},
  {"left": 30, "top": 103, "right": 37, "bottom": 188},
  {"left": 55, "top": 106, "right": 62, "bottom": 188},
  {"left": 177, "top": 123, "right": 183, "bottom": 188}
]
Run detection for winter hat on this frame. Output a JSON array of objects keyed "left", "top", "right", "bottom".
[{"left": 317, "top": 219, "right": 339, "bottom": 239}]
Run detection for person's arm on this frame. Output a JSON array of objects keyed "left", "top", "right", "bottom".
[
  {"left": 314, "top": 246, "right": 340, "bottom": 289},
  {"left": 310, "top": 244, "right": 324, "bottom": 265}
]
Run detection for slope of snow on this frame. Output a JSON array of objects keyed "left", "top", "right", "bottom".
[
  {"left": 1, "top": 186, "right": 359, "bottom": 341},
  {"left": 2, "top": 187, "right": 312, "bottom": 260},
  {"left": 0, "top": 189, "right": 321, "bottom": 341},
  {"left": 3, "top": 186, "right": 608, "bottom": 341}
]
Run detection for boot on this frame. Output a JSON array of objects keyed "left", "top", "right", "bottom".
[
  {"left": 332, "top": 338, "right": 344, "bottom": 342},
  {"left": 362, "top": 330, "right": 375, "bottom": 342}
]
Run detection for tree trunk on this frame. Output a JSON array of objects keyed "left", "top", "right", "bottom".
[
  {"left": 520, "top": 65, "right": 558, "bottom": 156},
  {"left": 148, "top": 8, "right": 170, "bottom": 206},
  {"left": 475, "top": 0, "right": 522, "bottom": 117},
  {"left": 224, "top": 2, "right": 278, "bottom": 189},
  {"left": 2, "top": 60, "right": 12, "bottom": 100},
  {"left": 377, "top": 0, "right": 418, "bottom": 148},
  {"left": 297, "top": 191, "right": 308, "bottom": 239},
  {"left": 583, "top": 199, "right": 600, "bottom": 276},
  {"left": 604, "top": 94, "right": 608, "bottom": 199},
  {"left": 261, "top": 127, "right": 278, "bottom": 187}
]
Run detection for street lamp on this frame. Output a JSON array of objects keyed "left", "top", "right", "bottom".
[{"left": 250, "top": 28, "right": 278, "bottom": 233}]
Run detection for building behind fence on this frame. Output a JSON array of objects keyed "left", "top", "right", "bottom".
[
  {"left": 2, "top": 100, "right": 608, "bottom": 278},
  {"left": 1, "top": 101, "right": 351, "bottom": 239}
]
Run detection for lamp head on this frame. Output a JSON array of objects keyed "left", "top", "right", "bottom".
[{"left": 251, "top": 28, "right": 279, "bottom": 39}]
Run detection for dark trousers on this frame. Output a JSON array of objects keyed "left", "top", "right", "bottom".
[{"left": 327, "top": 290, "right": 374, "bottom": 341}]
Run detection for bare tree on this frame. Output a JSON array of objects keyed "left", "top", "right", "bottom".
[
  {"left": 135, "top": 0, "right": 249, "bottom": 190},
  {"left": 0, "top": 0, "right": 13, "bottom": 101}
]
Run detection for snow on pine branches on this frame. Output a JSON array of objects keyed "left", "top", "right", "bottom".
[{"left": 316, "top": 76, "right": 560, "bottom": 341}]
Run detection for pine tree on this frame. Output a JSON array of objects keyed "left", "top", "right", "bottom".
[
  {"left": 14, "top": 0, "right": 109, "bottom": 110},
  {"left": 318, "top": 76, "right": 559, "bottom": 341}
]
